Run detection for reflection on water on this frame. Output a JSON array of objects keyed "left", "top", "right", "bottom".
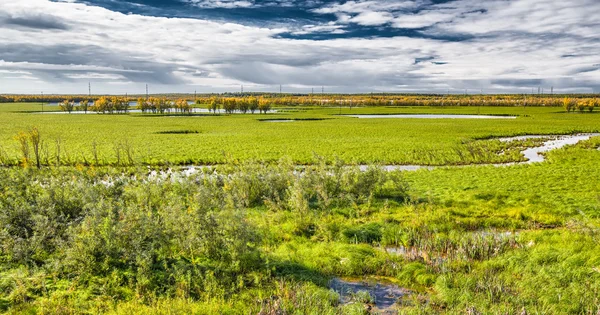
[{"left": 329, "top": 278, "right": 407, "bottom": 313}]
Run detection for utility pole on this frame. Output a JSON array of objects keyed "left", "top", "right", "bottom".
[
  {"left": 194, "top": 90, "right": 197, "bottom": 101},
  {"left": 146, "top": 84, "right": 148, "bottom": 100},
  {"left": 279, "top": 84, "right": 282, "bottom": 94},
  {"left": 241, "top": 85, "right": 243, "bottom": 94},
  {"left": 88, "top": 82, "right": 91, "bottom": 97},
  {"left": 551, "top": 86, "right": 553, "bottom": 95}
]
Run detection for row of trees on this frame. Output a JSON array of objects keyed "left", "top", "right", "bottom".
[
  {"left": 136, "top": 97, "right": 192, "bottom": 114},
  {"left": 59, "top": 99, "right": 90, "bottom": 113},
  {"left": 56, "top": 97, "right": 274, "bottom": 114},
  {"left": 563, "top": 97, "right": 598, "bottom": 113},
  {"left": 208, "top": 97, "right": 272, "bottom": 114}
]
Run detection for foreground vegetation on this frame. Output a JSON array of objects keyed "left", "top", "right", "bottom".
[{"left": 1, "top": 139, "right": 600, "bottom": 314}]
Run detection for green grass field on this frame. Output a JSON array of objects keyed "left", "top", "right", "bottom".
[
  {"left": 1, "top": 102, "right": 600, "bottom": 314},
  {"left": 1, "top": 103, "right": 599, "bottom": 166}
]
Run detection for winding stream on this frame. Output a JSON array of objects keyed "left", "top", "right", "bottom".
[{"left": 358, "top": 133, "right": 600, "bottom": 171}]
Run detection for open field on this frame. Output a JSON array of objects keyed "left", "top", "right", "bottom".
[
  {"left": 1, "top": 101, "right": 600, "bottom": 314},
  {"left": 1, "top": 103, "right": 599, "bottom": 166}
]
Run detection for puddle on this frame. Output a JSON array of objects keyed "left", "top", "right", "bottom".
[
  {"left": 344, "top": 114, "right": 516, "bottom": 119},
  {"left": 359, "top": 165, "right": 432, "bottom": 172},
  {"left": 329, "top": 278, "right": 407, "bottom": 313},
  {"left": 261, "top": 119, "right": 296, "bottom": 122},
  {"left": 383, "top": 246, "right": 429, "bottom": 261}
]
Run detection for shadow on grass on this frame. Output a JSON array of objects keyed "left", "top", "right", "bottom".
[{"left": 269, "top": 259, "right": 330, "bottom": 287}]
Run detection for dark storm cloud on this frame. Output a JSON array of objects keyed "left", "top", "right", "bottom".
[
  {"left": 0, "top": 43, "right": 188, "bottom": 85},
  {"left": 0, "top": 12, "right": 70, "bottom": 30}
]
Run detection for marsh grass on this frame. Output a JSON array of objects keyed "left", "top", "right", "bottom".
[{"left": 2, "top": 104, "right": 600, "bottom": 166}]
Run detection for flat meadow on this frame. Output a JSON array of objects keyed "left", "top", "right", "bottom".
[
  {"left": 1, "top": 103, "right": 599, "bottom": 166},
  {"left": 1, "top": 101, "right": 600, "bottom": 314}
]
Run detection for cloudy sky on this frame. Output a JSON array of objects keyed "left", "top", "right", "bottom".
[{"left": 1, "top": 0, "right": 599, "bottom": 94}]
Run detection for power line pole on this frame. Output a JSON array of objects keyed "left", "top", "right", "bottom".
[
  {"left": 88, "top": 82, "right": 91, "bottom": 97},
  {"left": 146, "top": 84, "right": 148, "bottom": 100},
  {"left": 279, "top": 84, "right": 282, "bottom": 94}
]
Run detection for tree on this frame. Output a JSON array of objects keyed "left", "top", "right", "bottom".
[
  {"left": 93, "top": 97, "right": 109, "bottom": 114},
  {"left": 249, "top": 97, "right": 258, "bottom": 114},
  {"left": 576, "top": 100, "right": 587, "bottom": 113},
  {"left": 78, "top": 100, "right": 90, "bottom": 113},
  {"left": 587, "top": 99, "right": 597, "bottom": 113},
  {"left": 175, "top": 99, "right": 191, "bottom": 114},
  {"left": 258, "top": 98, "right": 271, "bottom": 114},
  {"left": 223, "top": 98, "right": 237, "bottom": 114},
  {"left": 59, "top": 99, "right": 75, "bottom": 113},
  {"left": 563, "top": 97, "right": 575, "bottom": 113},
  {"left": 137, "top": 97, "right": 150, "bottom": 113},
  {"left": 238, "top": 98, "right": 249, "bottom": 114},
  {"left": 209, "top": 98, "right": 220, "bottom": 113}
]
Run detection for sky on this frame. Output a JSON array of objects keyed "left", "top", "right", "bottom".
[{"left": 0, "top": 0, "right": 599, "bottom": 94}]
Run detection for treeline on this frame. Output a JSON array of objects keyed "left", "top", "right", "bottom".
[{"left": 4, "top": 94, "right": 600, "bottom": 110}]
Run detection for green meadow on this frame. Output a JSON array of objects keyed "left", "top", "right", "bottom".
[
  {"left": 0, "top": 103, "right": 599, "bottom": 166},
  {"left": 1, "top": 101, "right": 600, "bottom": 314}
]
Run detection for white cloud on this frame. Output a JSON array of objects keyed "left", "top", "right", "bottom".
[
  {"left": 185, "top": 0, "right": 255, "bottom": 9},
  {"left": 349, "top": 11, "right": 394, "bottom": 26},
  {"left": 0, "top": 0, "right": 598, "bottom": 94}
]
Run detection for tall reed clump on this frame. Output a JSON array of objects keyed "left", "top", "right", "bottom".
[
  {"left": 13, "top": 127, "right": 42, "bottom": 169},
  {"left": 213, "top": 158, "right": 410, "bottom": 214}
]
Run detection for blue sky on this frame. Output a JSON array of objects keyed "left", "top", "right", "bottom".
[{"left": 0, "top": 0, "right": 599, "bottom": 94}]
